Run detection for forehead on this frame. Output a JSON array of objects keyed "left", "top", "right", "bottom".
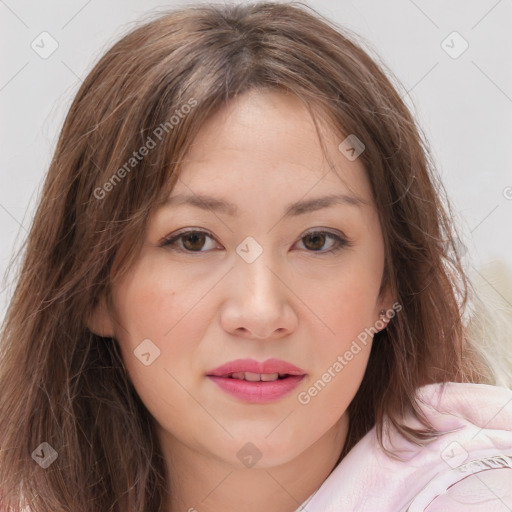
[{"left": 168, "top": 89, "right": 374, "bottom": 208}]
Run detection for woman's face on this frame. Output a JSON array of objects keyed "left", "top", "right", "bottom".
[{"left": 90, "top": 89, "right": 391, "bottom": 470}]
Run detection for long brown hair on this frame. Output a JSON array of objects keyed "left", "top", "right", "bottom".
[{"left": 0, "top": 2, "right": 494, "bottom": 510}]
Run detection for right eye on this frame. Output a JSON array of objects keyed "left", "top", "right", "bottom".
[{"left": 160, "top": 229, "right": 221, "bottom": 253}]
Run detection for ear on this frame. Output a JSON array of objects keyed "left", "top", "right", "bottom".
[
  {"left": 377, "top": 284, "right": 394, "bottom": 312},
  {"left": 87, "top": 294, "right": 115, "bottom": 337},
  {"left": 375, "top": 283, "right": 396, "bottom": 332}
]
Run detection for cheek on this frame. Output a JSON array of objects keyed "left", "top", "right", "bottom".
[
  {"left": 109, "top": 251, "right": 221, "bottom": 391},
  {"left": 111, "top": 253, "right": 199, "bottom": 344},
  {"left": 297, "top": 281, "right": 375, "bottom": 424},
  {"left": 108, "top": 263, "right": 199, "bottom": 433},
  {"left": 109, "top": 257, "right": 200, "bottom": 384},
  {"left": 308, "top": 256, "right": 383, "bottom": 340},
  {"left": 298, "top": 245, "right": 383, "bottom": 398}
]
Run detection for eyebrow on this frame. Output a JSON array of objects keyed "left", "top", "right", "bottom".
[{"left": 163, "top": 192, "right": 367, "bottom": 218}]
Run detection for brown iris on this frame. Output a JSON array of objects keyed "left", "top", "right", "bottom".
[
  {"left": 181, "top": 232, "right": 208, "bottom": 251},
  {"left": 302, "top": 232, "right": 327, "bottom": 251}
]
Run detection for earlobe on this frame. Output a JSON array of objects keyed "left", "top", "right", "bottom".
[
  {"left": 376, "top": 285, "right": 395, "bottom": 331},
  {"left": 377, "top": 309, "right": 391, "bottom": 329},
  {"left": 86, "top": 295, "right": 115, "bottom": 337}
]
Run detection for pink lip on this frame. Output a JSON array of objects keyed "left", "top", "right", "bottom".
[
  {"left": 206, "top": 358, "right": 306, "bottom": 377},
  {"left": 206, "top": 358, "right": 307, "bottom": 404}
]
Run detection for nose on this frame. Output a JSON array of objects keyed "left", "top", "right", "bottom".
[{"left": 219, "top": 251, "right": 298, "bottom": 340}]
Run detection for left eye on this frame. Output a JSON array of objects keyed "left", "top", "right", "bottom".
[
  {"left": 296, "top": 231, "right": 349, "bottom": 253},
  {"left": 160, "top": 229, "right": 351, "bottom": 254}
]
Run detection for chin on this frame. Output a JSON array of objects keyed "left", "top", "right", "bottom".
[{"left": 219, "top": 433, "right": 306, "bottom": 470}]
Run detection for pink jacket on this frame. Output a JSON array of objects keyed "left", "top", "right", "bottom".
[{"left": 296, "top": 382, "right": 512, "bottom": 511}]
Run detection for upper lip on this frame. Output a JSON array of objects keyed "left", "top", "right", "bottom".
[{"left": 206, "top": 358, "right": 306, "bottom": 377}]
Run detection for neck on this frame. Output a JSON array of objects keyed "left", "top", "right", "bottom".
[{"left": 158, "top": 414, "right": 348, "bottom": 512}]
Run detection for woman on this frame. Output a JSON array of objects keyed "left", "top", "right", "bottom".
[{"left": 1, "top": 2, "right": 510, "bottom": 511}]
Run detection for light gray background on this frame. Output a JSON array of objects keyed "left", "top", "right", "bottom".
[{"left": 1, "top": 0, "right": 512, "bottom": 324}]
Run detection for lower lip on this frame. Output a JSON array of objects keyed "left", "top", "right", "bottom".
[{"left": 207, "top": 375, "right": 306, "bottom": 403}]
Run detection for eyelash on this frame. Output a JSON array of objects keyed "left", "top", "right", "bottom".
[{"left": 159, "top": 228, "right": 353, "bottom": 255}]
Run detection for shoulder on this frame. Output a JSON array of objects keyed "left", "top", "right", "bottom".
[
  {"left": 403, "top": 382, "right": 512, "bottom": 511},
  {"left": 405, "top": 454, "right": 512, "bottom": 511},
  {"left": 414, "top": 381, "right": 512, "bottom": 427},
  {"left": 302, "top": 382, "right": 512, "bottom": 511}
]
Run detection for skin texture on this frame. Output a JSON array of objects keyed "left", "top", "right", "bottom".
[{"left": 88, "top": 89, "right": 392, "bottom": 512}]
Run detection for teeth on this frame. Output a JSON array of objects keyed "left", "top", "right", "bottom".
[
  {"left": 244, "top": 371, "right": 261, "bottom": 382},
  {"left": 229, "top": 372, "right": 281, "bottom": 381},
  {"left": 260, "top": 372, "right": 280, "bottom": 382}
]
